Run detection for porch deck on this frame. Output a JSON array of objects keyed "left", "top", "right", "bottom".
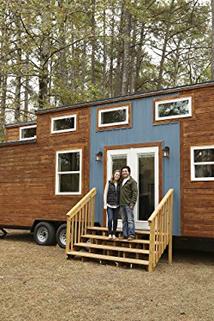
[{"left": 65, "top": 188, "right": 173, "bottom": 271}]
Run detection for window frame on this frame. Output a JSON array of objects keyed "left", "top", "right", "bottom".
[
  {"left": 51, "top": 114, "right": 77, "bottom": 134},
  {"left": 155, "top": 96, "right": 192, "bottom": 121},
  {"left": 97, "top": 104, "right": 131, "bottom": 130},
  {"left": 19, "top": 125, "right": 37, "bottom": 141},
  {"left": 191, "top": 145, "right": 214, "bottom": 181},
  {"left": 55, "top": 149, "right": 82, "bottom": 195}
]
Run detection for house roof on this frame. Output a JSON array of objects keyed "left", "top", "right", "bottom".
[
  {"left": 0, "top": 139, "right": 36, "bottom": 148},
  {"left": 36, "top": 81, "right": 214, "bottom": 115},
  {"left": 5, "top": 81, "right": 214, "bottom": 128},
  {"left": 5, "top": 121, "right": 36, "bottom": 129}
]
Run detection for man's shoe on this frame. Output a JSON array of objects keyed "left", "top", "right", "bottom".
[
  {"left": 128, "top": 235, "right": 135, "bottom": 241},
  {"left": 112, "top": 234, "right": 116, "bottom": 240},
  {"left": 108, "top": 234, "right": 112, "bottom": 239}
]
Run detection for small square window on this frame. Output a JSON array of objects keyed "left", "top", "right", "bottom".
[
  {"left": 191, "top": 146, "right": 214, "bottom": 181},
  {"left": 51, "top": 115, "right": 77, "bottom": 133},
  {"left": 19, "top": 125, "right": 37, "bottom": 141}
]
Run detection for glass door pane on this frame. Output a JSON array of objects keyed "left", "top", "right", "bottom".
[
  {"left": 138, "top": 153, "right": 155, "bottom": 221},
  {"left": 111, "top": 155, "right": 127, "bottom": 173}
]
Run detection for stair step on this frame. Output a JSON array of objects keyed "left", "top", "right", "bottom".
[
  {"left": 67, "top": 251, "right": 149, "bottom": 266},
  {"left": 75, "top": 242, "right": 149, "bottom": 254},
  {"left": 87, "top": 226, "right": 150, "bottom": 235},
  {"left": 81, "top": 234, "right": 150, "bottom": 244}
]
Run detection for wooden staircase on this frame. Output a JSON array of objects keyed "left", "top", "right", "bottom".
[
  {"left": 66, "top": 188, "right": 174, "bottom": 272},
  {"left": 67, "top": 226, "right": 150, "bottom": 269}
]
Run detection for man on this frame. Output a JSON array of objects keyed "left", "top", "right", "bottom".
[{"left": 120, "top": 166, "right": 138, "bottom": 240}]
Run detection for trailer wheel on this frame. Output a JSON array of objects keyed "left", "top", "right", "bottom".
[
  {"left": 33, "top": 222, "right": 56, "bottom": 246},
  {"left": 56, "top": 224, "right": 67, "bottom": 248}
]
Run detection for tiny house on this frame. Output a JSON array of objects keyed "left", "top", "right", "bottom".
[{"left": 0, "top": 82, "right": 214, "bottom": 255}]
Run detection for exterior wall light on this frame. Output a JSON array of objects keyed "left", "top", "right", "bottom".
[
  {"left": 163, "top": 146, "right": 170, "bottom": 158},
  {"left": 96, "top": 151, "right": 103, "bottom": 161}
]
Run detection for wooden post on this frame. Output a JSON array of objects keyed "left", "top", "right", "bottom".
[
  {"left": 148, "top": 221, "right": 155, "bottom": 272},
  {"left": 168, "top": 194, "right": 173, "bottom": 265},
  {"left": 91, "top": 196, "right": 95, "bottom": 226},
  {"left": 66, "top": 218, "right": 71, "bottom": 253}
]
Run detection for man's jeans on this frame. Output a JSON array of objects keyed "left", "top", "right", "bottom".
[
  {"left": 120, "top": 205, "right": 135, "bottom": 238},
  {"left": 107, "top": 207, "right": 118, "bottom": 235}
]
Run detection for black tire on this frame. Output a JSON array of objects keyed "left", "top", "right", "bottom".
[
  {"left": 33, "top": 222, "right": 56, "bottom": 246},
  {"left": 56, "top": 224, "right": 67, "bottom": 248}
]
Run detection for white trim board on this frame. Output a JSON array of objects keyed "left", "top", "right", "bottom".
[
  {"left": 106, "top": 146, "right": 159, "bottom": 229},
  {"left": 155, "top": 96, "right": 192, "bottom": 121},
  {"left": 190, "top": 145, "right": 214, "bottom": 181},
  {"left": 19, "top": 125, "right": 37, "bottom": 141},
  {"left": 98, "top": 105, "right": 129, "bottom": 127},
  {"left": 55, "top": 149, "right": 82, "bottom": 195},
  {"left": 51, "top": 114, "right": 77, "bottom": 134}
]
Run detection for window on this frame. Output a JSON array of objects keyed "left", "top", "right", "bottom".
[
  {"left": 97, "top": 105, "right": 130, "bottom": 129},
  {"left": 155, "top": 97, "right": 192, "bottom": 121},
  {"left": 56, "top": 149, "right": 82, "bottom": 195},
  {"left": 51, "top": 115, "right": 77, "bottom": 133},
  {"left": 19, "top": 125, "right": 36, "bottom": 141},
  {"left": 191, "top": 146, "right": 214, "bottom": 181}
]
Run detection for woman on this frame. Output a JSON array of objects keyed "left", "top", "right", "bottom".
[{"left": 103, "top": 169, "right": 121, "bottom": 239}]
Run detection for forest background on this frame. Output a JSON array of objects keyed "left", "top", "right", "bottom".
[{"left": 0, "top": 0, "right": 213, "bottom": 140}]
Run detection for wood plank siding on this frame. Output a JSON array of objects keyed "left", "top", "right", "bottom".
[
  {"left": 0, "top": 108, "right": 90, "bottom": 228},
  {"left": 180, "top": 86, "right": 214, "bottom": 238},
  {"left": 6, "top": 127, "right": 20, "bottom": 142}
]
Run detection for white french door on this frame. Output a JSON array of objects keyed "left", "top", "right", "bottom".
[{"left": 106, "top": 147, "right": 159, "bottom": 229}]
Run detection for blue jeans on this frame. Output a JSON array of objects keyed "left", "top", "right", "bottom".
[
  {"left": 107, "top": 207, "right": 118, "bottom": 235},
  {"left": 120, "top": 205, "right": 135, "bottom": 238}
]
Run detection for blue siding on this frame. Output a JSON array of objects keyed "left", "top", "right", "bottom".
[{"left": 89, "top": 97, "right": 181, "bottom": 236}]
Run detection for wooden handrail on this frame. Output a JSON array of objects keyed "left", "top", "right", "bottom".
[
  {"left": 148, "top": 189, "right": 174, "bottom": 223},
  {"left": 66, "top": 188, "right": 96, "bottom": 254},
  {"left": 66, "top": 188, "right": 96, "bottom": 218},
  {"left": 148, "top": 188, "right": 174, "bottom": 272}
]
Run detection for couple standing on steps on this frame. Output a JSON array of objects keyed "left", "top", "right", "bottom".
[{"left": 104, "top": 166, "right": 138, "bottom": 241}]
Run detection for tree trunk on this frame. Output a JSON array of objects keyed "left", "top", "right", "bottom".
[
  {"left": 102, "top": 6, "right": 107, "bottom": 93},
  {"left": 57, "top": 0, "right": 69, "bottom": 105},
  {"left": 91, "top": 0, "right": 96, "bottom": 85},
  {"left": 14, "top": 14, "right": 22, "bottom": 121},
  {"left": 121, "top": 7, "right": 131, "bottom": 95},
  {"left": 129, "top": 18, "right": 137, "bottom": 93},
  {"left": 156, "top": 0, "right": 175, "bottom": 89},
  {"left": 115, "top": 2, "right": 124, "bottom": 96},
  {"left": 109, "top": 4, "right": 115, "bottom": 97},
  {"left": 134, "top": 23, "right": 145, "bottom": 92}
]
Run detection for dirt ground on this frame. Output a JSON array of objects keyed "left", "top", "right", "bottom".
[{"left": 0, "top": 230, "right": 213, "bottom": 321}]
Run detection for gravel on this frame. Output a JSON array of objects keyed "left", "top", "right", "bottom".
[{"left": 0, "top": 230, "right": 213, "bottom": 321}]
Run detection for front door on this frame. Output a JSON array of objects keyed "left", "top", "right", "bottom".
[{"left": 106, "top": 147, "right": 159, "bottom": 229}]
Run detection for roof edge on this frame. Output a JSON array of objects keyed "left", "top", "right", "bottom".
[
  {"left": 0, "top": 139, "right": 37, "bottom": 148},
  {"left": 5, "top": 121, "right": 36, "bottom": 129}
]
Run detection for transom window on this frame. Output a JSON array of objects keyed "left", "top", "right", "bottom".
[
  {"left": 19, "top": 125, "right": 36, "bottom": 141},
  {"left": 51, "top": 115, "right": 77, "bottom": 133},
  {"left": 56, "top": 149, "right": 82, "bottom": 195},
  {"left": 191, "top": 146, "right": 214, "bottom": 181},
  {"left": 98, "top": 105, "right": 130, "bottom": 129},
  {"left": 155, "top": 97, "right": 192, "bottom": 121}
]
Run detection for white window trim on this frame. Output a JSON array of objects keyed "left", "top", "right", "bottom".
[
  {"left": 55, "top": 149, "right": 82, "bottom": 195},
  {"left": 191, "top": 145, "right": 214, "bottom": 181},
  {"left": 19, "top": 125, "right": 37, "bottom": 141},
  {"left": 155, "top": 96, "right": 192, "bottom": 121},
  {"left": 51, "top": 114, "right": 77, "bottom": 134},
  {"left": 98, "top": 106, "right": 129, "bottom": 128}
]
